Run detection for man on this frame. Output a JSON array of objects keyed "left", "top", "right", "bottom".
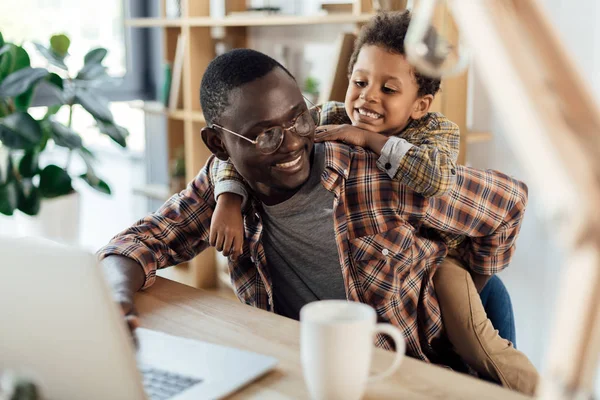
[{"left": 99, "top": 49, "right": 527, "bottom": 367}]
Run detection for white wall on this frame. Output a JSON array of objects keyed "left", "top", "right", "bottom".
[{"left": 466, "top": 0, "right": 600, "bottom": 392}]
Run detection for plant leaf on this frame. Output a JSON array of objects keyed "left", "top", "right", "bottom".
[
  {"left": 83, "top": 47, "right": 108, "bottom": 65},
  {"left": 77, "top": 146, "right": 97, "bottom": 171},
  {"left": 0, "top": 44, "right": 10, "bottom": 58},
  {"left": 0, "top": 32, "right": 4, "bottom": 48},
  {"left": 48, "top": 118, "right": 82, "bottom": 149},
  {"left": 0, "top": 112, "right": 43, "bottom": 149},
  {"left": 46, "top": 72, "right": 63, "bottom": 90},
  {"left": 75, "top": 88, "right": 113, "bottom": 122},
  {"left": 96, "top": 119, "right": 128, "bottom": 148},
  {"left": 44, "top": 104, "right": 62, "bottom": 118},
  {"left": 0, "top": 180, "right": 17, "bottom": 215},
  {"left": 14, "top": 45, "right": 30, "bottom": 70},
  {"left": 0, "top": 44, "right": 16, "bottom": 80},
  {"left": 14, "top": 87, "right": 35, "bottom": 111},
  {"left": 33, "top": 42, "right": 68, "bottom": 70},
  {"left": 39, "top": 164, "right": 73, "bottom": 198},
  {"left": 17, "top": 179, "right": 41, "bottom": 215},
  {"left": 0, "top": 44, "right": 30, "bottom": 79},
  {"left": 80, "top": 173, "right": 111, "bottom": 195},
  {"left": 76, "top": 63, "right": 108, "bottom": 81},
  {"left": 0, "top": 67, "right": 48, "bottom": 98},
  {"left": 50, "top": 34, "right": 70, "bottom": 57},
  {"left": 18, "top": 150, "right": 39, "bottom": 178}
]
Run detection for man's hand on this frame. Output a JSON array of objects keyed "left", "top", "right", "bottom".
[
  {"left": 100, "top": 255, "right": 146, "bottom": 346},
  {"left": 210, "top": 193, "right": 244, "bottom": 260},
  {"left": 115, "top": 291, "right": 140, "bottom": 332},
  {"left": 315, "top": 124, "right": 389, "bottom": 155}
]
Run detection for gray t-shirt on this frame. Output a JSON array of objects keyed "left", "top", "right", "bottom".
[{"left": 261, "top": 144, "right": 347, "bottom": 320}]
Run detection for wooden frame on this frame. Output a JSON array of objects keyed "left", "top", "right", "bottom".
[{"left": 449, "top": 0, "right": 600, "bottom": 397}]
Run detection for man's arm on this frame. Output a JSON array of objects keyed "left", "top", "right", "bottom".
[
  {"left": 97, "top": 158, "right": 218, "bottom": 299},
  {"left": 101, "top": 255, "right": 146, "bottom": 325}
]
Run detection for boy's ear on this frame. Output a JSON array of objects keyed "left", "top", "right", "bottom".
[
  {"left": 201, "top": 126, "right": 229, "bottom": 161},
  {"left": 410, "top": 94, "right": 434, "bottom": 120}
]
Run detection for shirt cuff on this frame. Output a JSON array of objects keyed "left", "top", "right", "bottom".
[
  {"left": 376, "top": 136, "right": 415, "bottom": 179},
  {"left": 213, "top": 180, "right": 249, "bottom": 210},
  {"left": 97, "top": 242, "right": 158, "bottom": 290}
]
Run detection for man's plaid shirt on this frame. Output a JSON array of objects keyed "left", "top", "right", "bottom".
[{"left": 98, "top": 103, "right": 528, "bottom": 363}]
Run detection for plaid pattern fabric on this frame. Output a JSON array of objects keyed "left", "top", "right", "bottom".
[{"left": 98, "top": 142, "right": 528, "bottom": 363}]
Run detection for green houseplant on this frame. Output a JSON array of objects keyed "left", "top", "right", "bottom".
[
  {"left": 0, "top": 32, "right": 129, "bottom": 217},
  {"left": 303, "top": 76, "right": 320, "bottom": 105}
]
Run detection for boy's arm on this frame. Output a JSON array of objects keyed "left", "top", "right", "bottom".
[
  {"left": 377, "top": 113, "right": 460, "bottom": 197},
  {"left": 97, "top": 157, "right": 219, "bottom": 290},
  {"left": 212, "top": 157, "right": 249, "bottom": 208}
]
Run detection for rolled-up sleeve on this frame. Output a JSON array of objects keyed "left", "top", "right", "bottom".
[{"left": 97, "top": 158, "right": 218, "bottom": 289}]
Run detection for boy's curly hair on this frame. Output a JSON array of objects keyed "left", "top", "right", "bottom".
[{"left": 348, "top": 11, "right": 441, "bottom": 97}]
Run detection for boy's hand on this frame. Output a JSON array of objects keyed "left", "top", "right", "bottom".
[
  {"left": 315, "top": 124, "right": 388, "bottom": 154},
  {"left": 315, "top": 124, "right": 369, "bottom": 147},
  {"left": 210, "top": 193, "right": 244, "bottom": 260}
]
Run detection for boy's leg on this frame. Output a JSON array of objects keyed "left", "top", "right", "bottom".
[
  {"left": 433, "top": 256, "right": 539, "bottom": 395},
  {"left": 480, "top": 275, "right": 516, "bottom": 346}
]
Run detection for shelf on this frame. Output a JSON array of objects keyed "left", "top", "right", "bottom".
[
  {"left": 466, "top": 131, "right": 493, "bottom": 144},
  {"left": 126, "top": 13, "right": 375, "bottom": 28},
  {"left": 133, "top": 184, "right": 172, "bottom": 201},
  {"left": 129, "top": 101, "right": 206, "bottom": 123},
  {"left": 126, "top": 18, "right": 183, "bottom": 27}
]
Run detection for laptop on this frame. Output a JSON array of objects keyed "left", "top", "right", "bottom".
[{"left": 0, "top": 236, "right": 278, "bottom": 400}]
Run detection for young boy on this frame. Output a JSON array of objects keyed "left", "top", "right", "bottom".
[{"left": 209, "top": 11, "right": 538, "bottom": 394}]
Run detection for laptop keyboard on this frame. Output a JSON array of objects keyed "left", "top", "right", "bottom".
[{"left": 139, "top": 365, "right": 203, "bottom": 400}]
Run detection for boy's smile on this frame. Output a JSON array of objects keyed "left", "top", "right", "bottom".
[{"left": 345, "top": 45, "right": 425, "bottom": 136}]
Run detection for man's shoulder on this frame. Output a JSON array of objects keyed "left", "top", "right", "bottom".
[
  {"left": 318, "top": 101, "right": 351, "bottom": 125},
  {"left": 323, "top": 142, "right": 388, "bottom": 180}
]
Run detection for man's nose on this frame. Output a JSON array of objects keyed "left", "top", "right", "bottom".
[{"left": 279, "top": 128, "right": 306, "bottom": 153}]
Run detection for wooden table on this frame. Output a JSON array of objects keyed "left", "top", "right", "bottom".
[{"left": 135, "top": 277, "right": 530, "bottom": 400}]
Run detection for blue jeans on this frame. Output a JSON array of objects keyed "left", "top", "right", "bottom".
[{"left": 479, "top": 275, "right": 517, "bottom": 347}]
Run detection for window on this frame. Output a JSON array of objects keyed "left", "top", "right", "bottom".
[{"left": 0, "top": 0, "right": 151, "bottom": 101}]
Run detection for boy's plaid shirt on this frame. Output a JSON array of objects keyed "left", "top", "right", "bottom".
[{"left": 98, "top": 103, "right": 527, "bottom": 363}]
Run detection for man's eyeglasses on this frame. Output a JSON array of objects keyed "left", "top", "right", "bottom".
[{"left": 212, "top": 98, "right": 321, "bottom": 155}]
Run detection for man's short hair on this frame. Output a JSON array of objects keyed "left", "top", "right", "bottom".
[
  {"left": 348, "top": 11, "right": 441, "bottom": 97},
  {"left": 200, "top": 49, "right": 294, "bottom": 126}
]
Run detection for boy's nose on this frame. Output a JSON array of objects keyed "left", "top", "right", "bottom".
[{"left": 360, "top": 89, "right": 378, "bottom": 102}]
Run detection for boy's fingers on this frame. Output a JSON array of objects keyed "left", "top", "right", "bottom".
[
  {"left": 215, "top": 233, "right": 225, "bottom": 251},
  {"left": 209, "top": 229, "right": 217, "bottom": 247},
  {"left": 315, "top": 132, "right": 342, "bottom": 142},
  {"left": 222, "top": 235, "right": 234, "bottom": 256}
]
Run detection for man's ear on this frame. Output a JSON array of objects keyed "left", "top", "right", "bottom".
[
  {"left": 410, "top": 94, "right": 434, "bottom": 120},
  {"left": 201, "top": 126, "right": 229, "bottom": 161}
]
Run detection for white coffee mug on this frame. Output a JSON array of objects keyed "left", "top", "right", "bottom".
[{"left": 300, "top": 300, "right": 405, "bottom": 400}]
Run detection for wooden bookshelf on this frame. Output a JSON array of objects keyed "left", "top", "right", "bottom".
[
  {"left": 126, "top": 14, "right": 376, "bottom": 28},
  {"left": 128, "top": 0, "right": 473, "bottom": 289}
]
